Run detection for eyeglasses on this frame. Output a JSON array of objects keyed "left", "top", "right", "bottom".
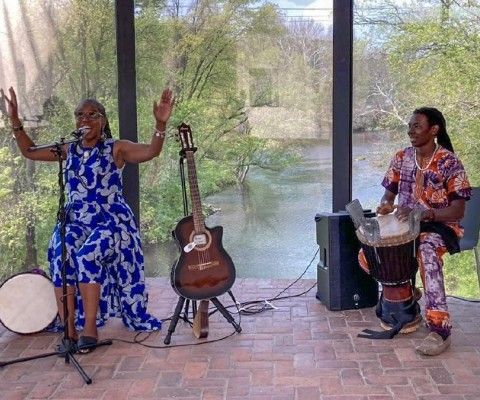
[{"left": 74, "top": 111, "right": 104, "bottom": 121}]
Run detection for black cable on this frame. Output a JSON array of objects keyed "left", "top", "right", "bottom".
[
  {"left": 110, "top": 328, "right": 238, "bottom": 349},
  {"left": 105, "top": 247, "right": 320, "bottom": 348},
  {"left": 108, "top": 300, "right": 242, "bottom": 349},
  {"left": 98, "top": 244, "right": 480, "bottom": 349},
  {"left": 226, "top": 247, "right": 319, "bottom": 315}
]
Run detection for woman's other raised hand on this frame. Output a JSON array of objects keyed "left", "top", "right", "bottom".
[
  {"left": 0, "top": 87, "right": 21, "bottom": 126},
  {"left": 153, "top": 88, "right": 175, "bottom": 126}
]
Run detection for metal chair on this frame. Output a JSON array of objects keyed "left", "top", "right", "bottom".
[{"left": 459, "top": 187, "right": 480, "bottom": 289}]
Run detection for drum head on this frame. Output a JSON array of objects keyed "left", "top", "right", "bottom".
[
  {"left": 376, "top": 213, "right": 410, "bottom": 238},
  {"left": 0, "top": 272, "right": 58, "bottom": 334}
]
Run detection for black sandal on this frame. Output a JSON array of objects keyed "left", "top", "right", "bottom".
[{"left": 77, "top": 336, "right": 98, "bottom": 354}]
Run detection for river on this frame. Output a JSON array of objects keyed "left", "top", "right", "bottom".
[{"left": 143, "top": 133, "right": 399, "bottom": 279}]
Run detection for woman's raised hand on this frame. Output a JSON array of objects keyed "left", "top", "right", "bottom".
[
  {"left": 0, "top": 87, "right": 20, "bottom": 124},
  {"left": 153, "top": 88, "right": 175, "bottom": 125}
]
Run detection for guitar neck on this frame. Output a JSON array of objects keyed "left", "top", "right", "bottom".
[{"left": 185, "top": 150, "right": 206, "bottom": 232}]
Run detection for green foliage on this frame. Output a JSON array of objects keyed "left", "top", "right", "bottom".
[
  {"left": 443, "top": 251, "right": 480, "bottom": 299},
  {"left": 0, "top": 147, "right": 14, "bottom": 199},
  {"left": 385, "top": 12, "right": 480, "bottom": 184},
  {"left": 0, "top": 0, "right": 306, "bottom": 281},
  {"left": 4, "top": 0, "right": 476, "bottom": 296},
  {"left": 381, "top": 6, "right": 480, "bottom": 297},
  {"left": 357, "top": 0, "right": 480, "bottom": 297}
]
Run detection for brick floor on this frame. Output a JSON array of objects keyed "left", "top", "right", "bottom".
[{"left": 1, "top": 278, "right": 480, "bottom": 399}]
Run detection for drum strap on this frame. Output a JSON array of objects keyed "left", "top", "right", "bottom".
[
  {"left": 358, "top": 295, "right": 419, "bottom": 340},
  {"left": 358, "top": 323, "right": 403, "bottom": 339},
  {"left": 357, "top": 324, "right": 402, "bottom": 339}
]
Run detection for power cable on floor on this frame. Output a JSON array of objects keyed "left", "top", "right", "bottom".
[
  {"left": 107, "top": 247, "right": 320, "bottom": 349},
  {"left": 102, "top": 246, "right": 480, "bottom": 349}
]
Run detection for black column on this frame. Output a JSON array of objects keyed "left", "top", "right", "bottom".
[
  {"left": 115, "top": 0, "right": 140, "bottom": 221},
  {"left": 332, "top": 0, "right": 353, "bottom": 212}
]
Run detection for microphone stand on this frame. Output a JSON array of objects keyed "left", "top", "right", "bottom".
[{"left": 0, "top": 136, "right": 112, "bottom": 384}]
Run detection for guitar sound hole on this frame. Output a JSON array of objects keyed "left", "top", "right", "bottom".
[
  {"left": 189, "top": 230, "right": 211, "bottom": 251},
  {"left": 193, "top": 234, "right": 207, "bottom": 246}
]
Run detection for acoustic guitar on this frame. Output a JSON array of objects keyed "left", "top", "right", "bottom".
[{"left": 171, "top": 122, "right": 236, "bottom": 302}]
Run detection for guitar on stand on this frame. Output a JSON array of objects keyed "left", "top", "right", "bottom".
[{"left": 164, "top": 122, "right": 241, "bottom": 345}]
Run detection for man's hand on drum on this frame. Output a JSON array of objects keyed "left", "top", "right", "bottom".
[
  {"left": 376, "top": 190, "right": 397, "bottom": 215},
  {"left": 376, "top": 201, "right": 395, "bottom": 215},
  {"left": 394, "top": 206, "right": 413, "bottom": 222}
]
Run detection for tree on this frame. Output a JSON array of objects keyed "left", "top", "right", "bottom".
[
  {"left": 354, "top": 0, "right": 480, "bottom": 297},
  {"left": 0, "top": 0, "right": 302, "bottom": 275}
]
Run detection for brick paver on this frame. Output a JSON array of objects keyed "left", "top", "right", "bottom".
[{"left": 1, "top": 278, "right": 479, "bottom": 399}]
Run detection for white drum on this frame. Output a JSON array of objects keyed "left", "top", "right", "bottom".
[
  {"left": 357, "top": 212, "right": 418, "bottom": 247},
  {"left": 0, "top": 272, "right": 58, "bottom": 334},
  {"left": 374, "top": 213, "right": 410, "bottom": 238}
]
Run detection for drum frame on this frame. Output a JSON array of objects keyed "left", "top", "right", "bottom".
[{"left": 0, "top": 271, "right": 58, "bottom": 335}]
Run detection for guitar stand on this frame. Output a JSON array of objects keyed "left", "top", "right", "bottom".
[
  {"left": 210, "top": 295, "right": 242, "bottom": 333},
  {"left": 164, "top": 291, "right": 242, "bottom": 345},
  {"left": 164, "top": 153, "right": 241, "bottom": 345}
]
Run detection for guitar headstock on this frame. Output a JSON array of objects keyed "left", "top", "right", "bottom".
[{"left": 177, "top": 122, "right": 197, "bottom": 155}]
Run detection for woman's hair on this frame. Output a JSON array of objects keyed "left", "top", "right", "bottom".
[
  {"left": 75, "top": 98, "right": 112, "bottom": 139},
  {"left": 413, "top": 107, "right": 454, "bottom": 153}
]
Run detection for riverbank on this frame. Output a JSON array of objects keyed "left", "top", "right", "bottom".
[{"left": 143, "top": 136, "right": 392, "bottom": 279}]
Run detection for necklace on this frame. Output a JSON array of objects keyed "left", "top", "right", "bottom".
[{"left": 414, "top": 144, "right": 439, "bottom": 171}]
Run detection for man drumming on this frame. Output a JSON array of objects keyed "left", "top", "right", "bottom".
[{"left": 360, "top": 107, "right": 471, "bottom": 356}]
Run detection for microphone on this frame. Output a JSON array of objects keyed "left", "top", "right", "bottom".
[{"left": 71, "top": 127, "right": 87, "bottom": 139}]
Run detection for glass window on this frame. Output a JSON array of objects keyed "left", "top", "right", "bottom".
[
  {"left": 137, "top": 0, "right": 333, "bottom": 279},
  {"left": 0, "top": 0, "right": 117, "bottom": 280},
  {"left": 352, "top": 0, "right": 480, "bottom": 298}
]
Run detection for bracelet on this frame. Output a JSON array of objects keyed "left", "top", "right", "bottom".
[
  {"left": 154, "top": 128, "right": 166, "bottom": 139},
  {"left": 12, "top": 124, "right": 24, "bottom": 132}
]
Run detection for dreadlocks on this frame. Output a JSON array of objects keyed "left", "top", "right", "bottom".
[{"left": 413, "top": 107, "right": 454, "bottom": 153}]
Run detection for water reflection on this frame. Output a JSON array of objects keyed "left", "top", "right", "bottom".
[{"left": 144, "top": 135, "right": 395, "bottom": 279}]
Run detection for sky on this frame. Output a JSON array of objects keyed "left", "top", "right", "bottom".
[{"left": 265, "top": 0, "right": 334, "bottom": 25}]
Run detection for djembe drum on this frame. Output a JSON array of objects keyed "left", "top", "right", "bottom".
[{"left": 346, "top": 200, "right": 422, "bottom": 339}]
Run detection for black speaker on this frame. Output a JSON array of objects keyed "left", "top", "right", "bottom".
[{"left": 315, "top": 211, "right": 378, "bottom": 311}]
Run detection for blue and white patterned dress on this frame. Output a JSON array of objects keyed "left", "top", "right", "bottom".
[{"left": 48, "top": 138, "right": 161, "bottom": 331}]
